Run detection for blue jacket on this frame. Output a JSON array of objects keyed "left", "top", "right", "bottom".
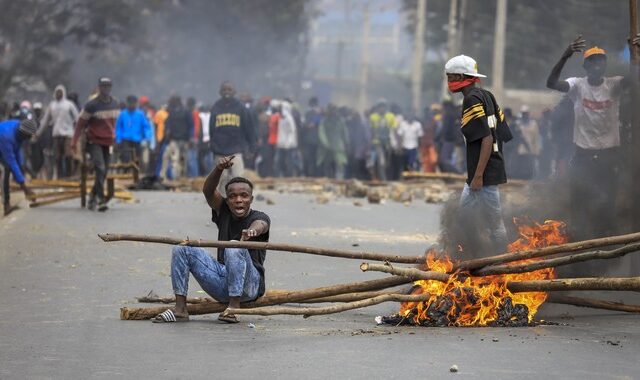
[
  {"left": 0, "top": 120, "right": 25, "bottom": 184},
  {"left": 115, "top": 108, "right": 153, "bottom": 144}
]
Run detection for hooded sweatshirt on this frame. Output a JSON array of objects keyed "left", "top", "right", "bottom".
[
  {"left": 209, "top": 97, "right": 255, "bottom": 155},
  {"left": 276, "top": 102, "right": 298, "bottom": 149},
  {"left": 39, "top": 85, "right": 79, "bottom": 138}
]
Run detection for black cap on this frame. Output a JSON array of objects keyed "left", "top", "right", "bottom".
[{"left": 98, "top": 77, "right": 112, "bottom": 85}]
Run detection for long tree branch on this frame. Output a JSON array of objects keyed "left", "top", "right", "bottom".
[
  {"left": 473, "top": 242, "right": 640, "bottom": 276},
  {"left": 455, "top": 231, "right": 640, "bottom": 272},
  {"left": 99, "top": 233, "right": 424, "bottom": 264},
  {"left": 226, "top": 293, "right": 432, "bottom": 318}
]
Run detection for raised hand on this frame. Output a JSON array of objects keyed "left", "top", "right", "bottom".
[
  {"left": 216, "top": 155, "right": 235, "bottom": 171},
  {"left": 564, "top": 35, "right": 586, "bottom": 58}
]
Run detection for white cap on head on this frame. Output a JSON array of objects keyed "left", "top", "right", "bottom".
[
  {"left": 520, "top": 105, "right": 530, "bottom": 113},
  {"left": 445, "top": 55, "right": 486, "bottom": 78}
]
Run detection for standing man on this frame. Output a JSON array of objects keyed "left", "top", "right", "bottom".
[
  {"left": 301, "top": 97, "right": 322, "bottom": 177},
  {"left": 209, "top": 81, "right": 256, "bottom": 194},
  {"left": 115, "top": 95, "right": 153, "bottom": 166},
  {"left": 445, "top": 55, "right": 512, "bottom": 253},
  {"left": 71, "top": 77, "right": 120, "bottom": 212},
  {"left": 162, "top": 95, "right": 193, "bottom": 180},
  {"left": 152, "top": 155, "right": 270, "bottom": 324},
  {"left": 0, "top": 119, "right": 37, "bottom": 215},
  {"left": 37, "top": 84, "right": 79, "bottom": 178},
  {"left": 546, "top": 35, "right": 640, "bottom": 238}
]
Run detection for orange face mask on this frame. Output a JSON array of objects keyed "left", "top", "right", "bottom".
[{"left": 448, "top": 77, "right": 480, "bottom": 93}]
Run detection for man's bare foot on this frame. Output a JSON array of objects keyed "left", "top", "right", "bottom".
[{"left": 218, "top": 309, "right": 239, "bottom": 323}]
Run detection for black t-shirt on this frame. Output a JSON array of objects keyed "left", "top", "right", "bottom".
[
  {"left": 212, "top": 201, "right": 270, "bottom": 297},
  {"left": 460, "top": 87, "right": 510, "bottom": 186}
]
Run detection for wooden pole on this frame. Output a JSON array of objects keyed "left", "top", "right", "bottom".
[
  {"left": 360, "top": 263, "right": 640, "bottom": 291},
  {"left": 227, "top": 293, "right": 432, "bottom": 318},
  {"left": 473, "top": 242, "right": 640, "bottom": 276},
  {"left": 546, "top": 294, "right": 640, "bottom": 313},
  {"left": 120, "top": 276, "right": 410, "bottom": 320},
  {"left": 506, "top": 277, "right": 640, "bottom": 292},
  {"left": 411, "top": 0, "right": 427, "bottom": 115},
  {"left": 29, "top": 193, "right": 81, "bottom": 208},
  {"left": 98, "top": 233, "right": 424, "bottom": 264},
  {"left": 629, "top": 0, "right": 640, "bottom": 233},
  {"left": 360, "top": 263, "right": 450, "bottom": 282},
  {"left": 455, "top": 230, "right": 640, "bottom": 272},
  {"left": 31, "top": 189, "right": 81, "bottom": 199}
]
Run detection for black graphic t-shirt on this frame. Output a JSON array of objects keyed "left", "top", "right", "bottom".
[
  {"left": 460, "top": 87, "right": 511, "bottom": 186},
  {"left": 212, "top": 201, "right": 270, "bottom": 297}
]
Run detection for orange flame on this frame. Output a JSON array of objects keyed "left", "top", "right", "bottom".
[{"left": 399, "top": 219, "right": 567, "bottom": 326}]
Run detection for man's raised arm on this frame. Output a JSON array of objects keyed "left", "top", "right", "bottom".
[
  {"left": 202, "top": 155, "right": 235, "bottom": 211},
  {"left": 547, "top": 36, "right": 586, "bottom": 93}
]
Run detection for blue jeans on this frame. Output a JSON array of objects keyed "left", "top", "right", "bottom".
[
  {"left": 459, "top": 183, "right": 508, "bottom": 253},
  {"left": 171, "top": 246, "right": 260, "bottom": 302}
]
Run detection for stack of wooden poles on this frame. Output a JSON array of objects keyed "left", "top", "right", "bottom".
[{"left": 97, "top": 231, "right": 640, "bottom": 320}]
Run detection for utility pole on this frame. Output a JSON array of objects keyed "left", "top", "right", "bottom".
[
  {"left": 358, "top": 3, "right": 370, "bottom": 114},
  {"left": 491, "top": 0, "right": 507, "bottom": 102},
  {"left": 411, "top": 0, "right": 427, "bottom": 115},
  {"left": 442, "top": 0, "right": 459, "bottom": 99},
  {"left": 629, "top": 0, "right": 640, "bottom": 232}
]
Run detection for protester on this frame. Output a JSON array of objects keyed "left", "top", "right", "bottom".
[
  {"left": 162, "top": 95, "right": 193, "bottom": 180},
  {"left": 37, "top": 85, "right": 79, "bottom": 179},
  {"left": 152, "top": 155, "right": 270, "bottom": 324},
  {"left": 275, "top": 101, "right": 298, "bottom": 177},
  {"left": 368, "top": 102, "right": 395, "bottom": 181},
  {"left": 445, "top": 55, "right": 512, "bottom": 253},
  {"left": 511, "top": 105, "right": 541, "bottom": 179},
  {"left": 317, "top": 104, "right": 349, "bottom": 179},
  {"left": 186, "top": 97, "right": 201, "bottom": 177},
  {"left": 115, "top": 95, "right": 153, "bottom": 167},
  {"left": 436, "top": 100, "right": 463, "bottom": 173},
  {"left": 343, "top": 107, "right": 370, "bottom": 180},
  {"left": 0, "top": 119, "right": 37, "bottom": 215},
  {"left": 301, "top": 97, "right": 322, "bottom": 177},
  {"left": 397, "top": 113, "right": 424, "bottom": 172},
  {"left": 153, "top": 105, "right": 170, "bottom": 179},
  {"left": 198, "top": 105, "right": 213, "bottom": 175},
  {"left": 546, "top": 35, "right": 640, "bottom": 238},
  {"left": 208, "top": 81, "right": 256, "bottom": 194},
  {"left": 71, "top": 77, "right": 120, "bottom": 212}
]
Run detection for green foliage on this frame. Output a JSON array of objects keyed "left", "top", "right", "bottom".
[{"left": 0, "top": 0, "right": 139, "bottom": 97}]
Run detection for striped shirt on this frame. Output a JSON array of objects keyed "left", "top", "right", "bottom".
[{"left": 78, "top": 97, "right": 120, "bottom": 146}]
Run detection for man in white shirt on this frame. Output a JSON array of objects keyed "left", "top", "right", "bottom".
[
  {"left": 397, "top": 114, "right": 424, "bottom": 171},
  {"left": 546, "top": 35, "right": 640, "bottom": 239}
]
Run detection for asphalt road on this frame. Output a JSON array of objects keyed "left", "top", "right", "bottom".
[{"left": 0, "top": 190, "right": 638, "bottom": 379}]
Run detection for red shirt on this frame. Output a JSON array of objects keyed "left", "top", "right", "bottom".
[{"left": 268, "top": 113, "right": 280, "bottom": 145}]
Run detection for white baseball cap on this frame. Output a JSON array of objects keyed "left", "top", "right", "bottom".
[{"left": 444, "top": 55, "right": 486, "bottom": 78}]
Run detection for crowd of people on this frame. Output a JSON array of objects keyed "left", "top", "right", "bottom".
[{"left": 0, "top": 32, "right": 632, "bottom": 218}]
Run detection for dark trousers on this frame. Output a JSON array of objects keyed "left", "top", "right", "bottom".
[
  {"left": 301, "top": 143, "right": 318, "bottom": 177},
  {"left": 438, "top": 141, "right": 461, "bottom": 173},
  {"left": 87, "top": 143, "right": 111, "bottom": 201},
  {"left": 52, "top": 136, "right": 72, "bottom": 178},
  {"left": 118, "top": 140, "right": 141, "bottom": 165},
  {"left": 1, "top": 162, "right": 10, "bottom": 205},
  {"left": 569, "top": 146, "right": 619, "bottom": 239},
  {"left": 275, "top": 148, "right": 297, "bottom": 177}
]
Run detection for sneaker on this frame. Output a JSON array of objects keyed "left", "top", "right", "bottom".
[
  {"left": 97, "top": 200, "right": 109, "bottom": 212},
  {"left": 87, "top": 197, "right": 96, "bottom": 211}
]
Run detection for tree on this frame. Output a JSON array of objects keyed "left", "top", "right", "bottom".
[{"left": 0, "top": 0, "right": 141, "bottom": 99}]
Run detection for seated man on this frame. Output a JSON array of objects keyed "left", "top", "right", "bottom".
[{"left": 153, "top": 155, "right": 270, "bottom": 323}]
